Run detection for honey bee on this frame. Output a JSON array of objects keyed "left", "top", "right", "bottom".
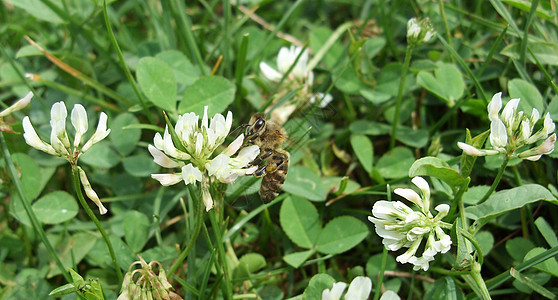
[{"left": 245, "top": 113, "right": 290, "bottom": 202}]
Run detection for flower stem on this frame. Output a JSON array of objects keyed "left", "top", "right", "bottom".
[
  {"left": 389, "top": 45, "right": 413, "bottom": 149},
  {"left": 209, "top": 209, "right": 233, "bottom": 299},
  {"left": 71, "top": 166, "right": 123, "bottom": 283},
  {"left": 167, "top": 186, "right": 205, "bottom": 277},
  {"left": 0, "top": 132, "right": 71, "bottom": 283},
  {"left": 372, "top": 247, "right": 389, "bottom": 300},
  {"left": 458, "top": 227, "right": 484, "bottom": 266},
  {"left": 478, "top": 155, "right": 509, "bottom": 204}
]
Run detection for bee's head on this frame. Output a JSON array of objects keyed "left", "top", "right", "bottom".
[{"left": 246, "top": 114, "right": 266, "bottom": 138}]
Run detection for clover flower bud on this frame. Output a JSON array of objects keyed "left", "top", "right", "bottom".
[{"left": 0, "top": 92, "right": 33, "bottom": 117}]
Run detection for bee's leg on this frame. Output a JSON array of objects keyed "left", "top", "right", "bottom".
[
  {"left": 265, "top": 150, "right": 289, "bottom": 173},
  {"left": 254, "top": 165, "right": 267, "bottom": 176},
  {"left": 248, "top": 148, "right": 274, "bottom": 167}
]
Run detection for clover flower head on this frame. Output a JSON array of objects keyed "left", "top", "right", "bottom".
[
  {"left": 149, "top": 106, "right": 260, "bottom": 211},
  {"left": 458, "top": 92, "right": 556, "bottom": 161},
  {"left": 22, "top": 101, "right": 111, "bottom": 214},
  {"left": 368, "top": 177, "right": 452, "bottom": 271},
  {"left": 407, "top": 17, "right": 436, "bottom": 46},
  {"left": 260, "top": 45, "right": 310, "bottom": 82},
  {"left": 118, "top": 257, "right": 181, "bottom": 300},
  {"left": 321, "top": 276, "right": 372, "bottom": 300}
]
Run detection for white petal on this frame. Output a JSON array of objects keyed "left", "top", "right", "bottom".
[
  {"left": 457, "top": 142, "right": 485, "bottom": 156},
  {"left": 181, "top": 164, "right": 203, "bottom": 185},
  {"left": 487, "top": 92, "right": 502, "bottom": 122},
  {"left": 259, "top": 62, "right": 282, "bottom": 81},
  {"left": 225, "top": 111, "right": 233, "bottom": 136},
  {"left": 344, "top": 277, "right": 372, "bottom": 300},
  {"left": 201, "top": 106, "right": 209, "bottom": 129},
  {"left": 71, "top": 104, "right": 88, "bottom": 147},
  {"left": 151, "top": 173, "right": 183, "bottom": 186},
  {"left": 394, "top": 188, "right": 422, "bottom": 207},
  {"left": 202, "top": 183, "right": 213, "bottom": 211},
  {"left": 82, "top": 112, "right": 111, "bottom": 152},
  {"left": 223, "top": 134, "right": 244, "bottom": 156},
  {"left": 277, "top": 46, "right": 294, "bottom": 74},
  {"left": 530, "top": 108, "right": 540, "bottom": 125},
  {"left": 148, "top": 144, "right": 182, "bottom": 168},
  {"left": 195, "top": 132, "right": 204, "bottom": 157},
  {"left": 50, "top": 126, "right": 69, "bottom": 156},
  {"left": 79, "top": 167, "right": 108, "bottom": 214},
  {"left": 489, "top": 119, "right": 508, "bottom": 148},
  {"left": 543, "top": 112, "right": 555, "bottom": 136},
  {"left": 0, "top": 92, "right": 33, "bottom": 117},
  {"left": 380, "top": 291, "right": 400, "bottom": 300},
  {"left": 435, "top": 204, "right": 450, "bottom": 215},
  {"left": 207, "top": 154, "right": 232, "bottom": 180},
  {"left": 293, "top": 47, "right": 309, "bottom": 80},
  {"left": 500, "top": 98, "right": 520, "bottom": 127},
  {"left": 411, "top": 177, "right": 430, "bottom": 202},
  {"left": 231, "top": 145, "right": 260, "bottom": 168},
  {"left": 22, "top": 116, "right": 57, "bottom": 155},
  {"left": 322, "top": 282, "right": 347, "bottom": 300},
  {"left": 50, "top": 101, "right": 70, "bottom": 148},
  {"left": 154, "top": 132, "right": 164, "bottom": 150},
  {"left": 520, "top": 120, "right": 531, "bottom": 142}
]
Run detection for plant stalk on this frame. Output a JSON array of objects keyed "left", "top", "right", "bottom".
[
  {"left": 389, "top": 45, "right": 413, "bottom": 149},
  {"left": 478, "top": 155, "right": 509, "bottom": 204}
]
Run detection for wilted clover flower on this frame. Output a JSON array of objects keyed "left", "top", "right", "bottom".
[
  {"left": 0, "top": 92, "right": 33, "bottom": 118},
  {"left": 259, "top": 45, "right": 333, "bottom": 123},
  {"left": 407, "top": 17, "right": 436, "bottom": 46},
  {"left": 322, "top": 276, "right": 372, "bottom": 300},
  {"left": 368, "top": 177, "right": 452, "bottom": 271},
  {"left": 22, "top": 101, "right": 110, "bottom": 214},
  {"left": 458, "top": 92, "right": 556, "bottom": 161},
  {"left": 149, "top": 106, "right": 259, "bottom": 211},
  {"left": 118, "top": 257, "right": 182, "bottom": 300}
]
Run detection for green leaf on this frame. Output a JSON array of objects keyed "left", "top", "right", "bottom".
[
  {"left": 501, "top": 42, "right": 558, "bottom": 66},
  {"left": 283, "top": 249, "right": 316, "bottom": 268},
  {"left": 5, "top": 0, "right": 63, "bottom": 24},
  {"left": 137, "top": 57, "right": 177, "bottom": 112},
  {"left": 475, "top": 231, "right": 494, "bottom": 256},
  {"left": 11, "top": 153, "right": 42, "bottom": 200},
  {"left": 508, "top": 78, "right": 544, "bottom": 112},
  {"left": 156, "top": 50, "right": 200, "bottom": 86},
  {"left": 122, "top": 154, "right": 158, "bottom": 177},
  {"left": 238, "top": 253, "right": 266, "bottom": 273},
  {"left": 80, "top": 141, "right": 121, "bottom": 169},
  {"left": 350, "top": 134, "right": 373, "bottom": 173},
  {"left": 375, "top": 147, "right": 415, "bottom": 179},
  {"left": 316, "top": 216, "right": 368, "bottom": 255},
  {"left": 123, "top": 210, "right": 150, "bottom": 253},
  {"left": 502, "top": 0, "right": 552, "bottom": 18},
  {"left": 282, "top": 166, "right": 328, "bottom": 201},
  {"left": 524, "top": 247, "right": 558, "bottom": 277},
  {"left": 279, "top": 196, "right": 321, "bottom": 249},
  {"left": 47, "top": 232, "right": 98, "bottom": 277},
  {"left": 463, "top": 185, "right": 490, "bottom": 205},
  {"left": 409, "top": 157, "right": 465, "bottom": 189},
  {"left": 510, "top": 268, "right": 555, "bottom": 298},
  {"left": 303, "top": 274, "right": 336, "bottom": 300},
  {"left": 535, "top": 217, "right": 558, "bottom": 247},
  {"left": 417, "top": 63, "right": 464, "bottom": 104},
  {"left": 110, "top": 113, "right": 141, "bottom": 156},
  {"left": 178, "top": 76, "right": 235, "bottom": 116},
  {"left": 32, "top": 191, "right": 78, "bottom": 224},
  {"left": 466, "top": 185, "right": 557, "bottom": 225},
  {"left": 423, "top": 277, "right": 466, "bottom": 300},
  {"left": 68, "top": 268, "right": 85, "bottom": 287},
  {"left": 396, "top": 128, "right": 429, "bottom": 148},
  {"left": 49, "top": 283, "right": 77, "bottom": 297},
  {"left": 506, "top": 238, "right": 535, "bottom": 262}
]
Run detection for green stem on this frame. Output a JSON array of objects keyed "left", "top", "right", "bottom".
[
  {"left": 438, "top": 0, "right": 452, "bottom": 50},
  {"left": 478, "top": 155, "right": 509, "bottom": 204},
  {"left": 103, "top": 0, "right": 155, "bottom": 123},
  {"left": 0, "top": 132, "right": 71, "bottom": 283},
  {"left": 389, "top": 45, "right": 413, "bottom": 149},
  {"left": 71, "top": 167, "right": 123, "bottom": 283},
  {"left": 372, "top": 247, "right": 389, "bottom": 300},
  {"left": 467, "top": 262, "right": 491, "bottom": 300},
  {"left": 458, "top": 227, "right": 484, "bottom": 266},
  {"left": 167, "top": 186, "right": 205, "bottom": 277},
  {"left": 209, "top": 209, "right": 232, "bottom": 300}
]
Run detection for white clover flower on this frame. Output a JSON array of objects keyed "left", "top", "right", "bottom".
[
  {"left": 321, "top": 276, "right": 372, "bottom": 300},
  {"left": 149, "top": 106, "right": 260, "bottom": 211},
  {"left": 380, "top": 291, "right": 401, "bottom": 300},
  {"left": 260, "top": 45, "right": 310, "bottom": 82},
  {"left": 406, "top": 17, "right": 436, "bottom": 46},
  {"left": 23, "top": 101, "right": 111, "bottom": 163},
  {"left": 368, "top": 177, "right": 452, "bottom": 271},
  {"left": 458, "top": 92, "right": 556, "bottom": 161},
  {"left": 23, "top": 101, "right": 111, "bottom": 214},
  {"left": 0, "top": 92, "right": 33, "bottom": 118},
  {"left": 259, "top": 45, "right": 334, "bottom": 121}
]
